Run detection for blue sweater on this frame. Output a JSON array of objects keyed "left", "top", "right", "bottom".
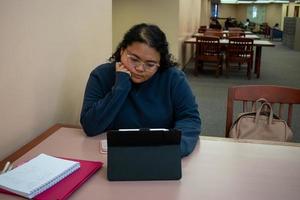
[{"left": 80, "top": 63, "right": 201, "bottom": 157}]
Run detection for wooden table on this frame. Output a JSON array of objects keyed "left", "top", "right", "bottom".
[
  {"left": 223, "top": 30, "right": 253, "bottom": 34},
  {"left": 193, "top": 32, "right": 260, "bottom": 39},
  {"left": 184, "top": 38, "right": 275, "bottom": 78},
  {"left": 1, "top": 124, "right": 300, "bottom": 200}
]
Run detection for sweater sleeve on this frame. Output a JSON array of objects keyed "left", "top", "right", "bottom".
[
  {"left": 80, "top": 70, "right": 132, "bottom": 136},
  {"left": 172, "top": 72, "right": 201, "bottom": 157}
]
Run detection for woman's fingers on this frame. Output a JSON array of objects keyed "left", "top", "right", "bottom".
[{"left": 116, "top": 62, "right": 131, "bottom": 77}]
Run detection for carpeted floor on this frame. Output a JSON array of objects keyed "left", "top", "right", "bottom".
[{"left": 184, "top": 41, "right": 300, "bottom": 142}]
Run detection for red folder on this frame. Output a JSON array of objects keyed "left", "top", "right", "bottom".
[{"left": 0, "top": 158, "right": 103, "bottom": 200}]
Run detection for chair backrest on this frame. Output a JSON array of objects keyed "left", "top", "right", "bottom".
[
  {"left": 226, "top": 37, "right": 253, "bottom": 62},
  {"left": 204, "top": 30, "right": 223, "bottom": 38},
  {"left": 198, "top": 25, "right": 207, "bottom": 33},
  {"left": 228, "top": 31, "right": 245, "bottom": 38},
  {"left": 271, "top": 28, "right": 283, "bottom": 40},
  {"left": 196, "top": 36, "right": 221, "bottom": 58},
  {"left": 225, "top": 85, "right": 300, "bottom": 137},
  {"left": 228, "top": 27, "right": 243, "bottom": 31}
]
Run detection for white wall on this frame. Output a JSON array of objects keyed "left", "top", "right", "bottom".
[
  {"left": 265, "top": 4, "right": 282, "bottom": 28},
  {"left": 112, "top": 0, "right": 179, "bottom": 64},
  {"left": 200, "top": 0, "right": 210, "bottom": 26},
  {"left": 112, "top": 0, "right": 205, "bottom": 67},
  {"left": 220, "top": 3, "right": 288, "bottom": 30},
  {"left": 219, "top": 4, "right": 238, "bottom": 19},
  {"left": 179, "top": 0, "right": 202, "bottom": 66},
  {"left": 0, "top": 0, "right": 112, "bottom": 160}
]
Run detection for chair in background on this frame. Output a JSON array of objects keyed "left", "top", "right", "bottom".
[
  {"left": 270, "top": 28, "right": 283, "bottom": 41},
  {"left": 225, "top": 37, "right": 254, "bottom": 79},
  {"left": 228, "top": 31, "right": 245, "bottom": 38},
  {"left": 204, "top": 30, "right": 223, "bottom": 38},
  {"left": 260, "top": 23, "right": 271, "bottom": 38},
  {"left": 194, "top": 36, "right": 223, "bottom": 77},
  {"left": 225, "top": 85, "right": 300, "bottom": 137},
  {"left": 228, "top": 27, "right": 243, "bottom": 31},
  {"left": 198, "top": 25, "right": 207, "bottom": 33}
]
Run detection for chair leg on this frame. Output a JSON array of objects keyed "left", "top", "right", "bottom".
[
  {"left": 215, "top": 64, "right": 220, "bottom": 78},
  {"left": 194, "top": 60, "right": 199, "bottom": 75},
  {"left": 225, "top": 61, "right": 229, "bottom": 78},
  {"left": 194, "top": 61, "right": 204, "bottom": 76},
  {"left": 247, "top": 62, "right": 251, "bottom": 80},
  {"left": 199, "top": 62, "right": 204, "bottom": 72}
]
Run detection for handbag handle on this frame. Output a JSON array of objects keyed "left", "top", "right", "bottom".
[
  {"left": 252, "top": 98, "right": 269, "bottom": 111},
  {"left": 254, "top": 102, "right": 273, "bottom": 124}
]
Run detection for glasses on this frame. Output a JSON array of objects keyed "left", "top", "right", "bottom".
[{"left": 125, "top": 49, "right": 160, "bottom": 71}]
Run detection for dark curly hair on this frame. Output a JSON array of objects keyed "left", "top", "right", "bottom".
[{"left": 109, "top": 23, "right": 177, "bottom": 69}]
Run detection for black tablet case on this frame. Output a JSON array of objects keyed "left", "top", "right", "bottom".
[{"left": 107, "top": 129, "right": 181, "bottom": 181}]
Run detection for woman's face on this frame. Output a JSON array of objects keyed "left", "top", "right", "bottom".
[{"left": 120, "top": 42, "right": 160, "bottom": 84}]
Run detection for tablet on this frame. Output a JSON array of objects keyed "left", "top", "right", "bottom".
[{"left": 107, "top": 129, "right": 182, "bottom": 181}]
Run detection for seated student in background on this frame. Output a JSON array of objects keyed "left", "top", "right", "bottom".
[
  {"left": 273, "top": 23, "right": 280, "bottom": 30},
  {"left": 224, "top": 17, "right": 233, "bottom": 30},
  {"left": 244, "top": 18, "right": 250, "bottom": 28},
  {"left": 271, "top": 23, "right": 282, "bottom": 40},
  {"left": 209, "top": 17, "right": 222, "bottom": 30},
  {"left": 80, "top": 23, "right": 201, "bottom": 157}
]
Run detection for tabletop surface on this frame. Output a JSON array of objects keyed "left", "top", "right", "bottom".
[
  {"left": 195, "top": 31, "right": 253, "bottom": 34},
  {"left": 193, "top": 33, "right": 260, "bottom": 39},
  {"left": 184, "top": 37, "right": 275, "bottom": 46},
  {"left": 1, "top": 126, "right": 300, "bottom": 200}
]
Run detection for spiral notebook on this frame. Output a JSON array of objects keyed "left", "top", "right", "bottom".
[{"left": 0, "top": 154, "right": 80, "bottom": 199}]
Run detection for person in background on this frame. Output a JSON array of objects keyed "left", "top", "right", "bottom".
[
  {"left": 80, "top": 23, "right": 201, "bottom": 157},
  {"left": 224, "top": 17, "right": 231, "bottom": 30},
  {"left": 244, "top": 18, "right": 250, "bottom": 27},
  {"left": 271, "top": 23, "right": 282, "bottom": 40},
  {"left": 209, "top": 17, "right": 222, "bottom": 30},
  {"left": 273, "top": 23, "right": 280, "bottom": 30}
]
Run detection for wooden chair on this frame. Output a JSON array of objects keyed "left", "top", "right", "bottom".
[
  {"left": 270, "top": 28, "right": 283, "bottom": 41},
  {"left": 228, "top": 31, "right": 245, "bottom": 38},
  {"left": 228, "top": 27, "right": 243, "bottom": 31},
  {"left": 204, "top": 30, "right": 223, "bottom": 38},
  {"left": 198, "top": 25, "right": 207, "bottom": 33},
  {"left": 225, "top": 85, "right": 300, "bottom": 137},
  {"left": 194, "top": 36, "right": 223, "bottom": 77},
  {"left": 225, "top": 37, "right": 253, "bottom": 79}
]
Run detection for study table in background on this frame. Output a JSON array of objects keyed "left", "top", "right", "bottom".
[
  {"left": 196, "top": 30, "right": 254, "bottom": 35},
  {"left": 184, "top": 37, "right": 275, "bottom": 78},
  {"left": 192, "top": 32, "right": 260, "bottom": 39},
  {"left": 223, "top": 30, "right": 253, "bottom": 35},
  {"left": 1, "top": 124, "right": 300, "bottom": 200}
]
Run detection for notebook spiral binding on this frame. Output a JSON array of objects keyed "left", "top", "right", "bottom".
[{"left": 29, "top": 163, "right": 80, "bottom": 198}]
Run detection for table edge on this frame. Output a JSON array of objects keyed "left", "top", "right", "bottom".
[
  {"left": 201, "top": 136, "right": 300, "bottom": 147},
  {"left": 0, "top": 123, "right": 80, "bottom": 169},
  {"left": 2, "top": 125, "right": 299, "bottom": 169}
]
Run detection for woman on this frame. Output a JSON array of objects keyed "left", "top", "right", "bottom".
[{"left": 80, "top": 23, "right": 201, "bottom": 157}]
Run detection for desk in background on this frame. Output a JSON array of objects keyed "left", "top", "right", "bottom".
[
  {"left": 1, "top": 124, "right": 300, "bottom": 200},
  {"left": 223, "top": 30, "right": 253, "bottom": 35},
  {"left": 193, "top": 32, "right": 260, "bottom": 40},
  {"left": 184, "top": 38, "right": 275, "bottom": 78}
]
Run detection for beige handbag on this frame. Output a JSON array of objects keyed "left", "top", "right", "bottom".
[{"left": 229, "top": 100, "right": 293, "bottom": 142}]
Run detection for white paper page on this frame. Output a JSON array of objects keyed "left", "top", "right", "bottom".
[{"left": 0, "top": 154, "right": 80, "bottom": 198}]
